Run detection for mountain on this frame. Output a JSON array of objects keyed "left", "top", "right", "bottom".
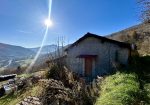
[
  {"left": 0, "top": 43, "right": 60, "bottom": 70},
  {"left": 29, "top": 44, "right": 58, "bottom": 54},
  {"left": 108, "top": 23, "right": 150, "bottom": 55},
  {"left": 0, "top": 43, "right": 35, "bottom": 60},
  {"left": 0, "top": 43, "right": 36, "bottom": 70}
]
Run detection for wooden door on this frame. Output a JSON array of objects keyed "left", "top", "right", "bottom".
[{"left": 84, "top": 58, "right": 93, "bottom": 77}]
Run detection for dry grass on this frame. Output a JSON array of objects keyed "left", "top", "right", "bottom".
[{"left": 0, "top": 83, "right": 44, "bottom": 105}]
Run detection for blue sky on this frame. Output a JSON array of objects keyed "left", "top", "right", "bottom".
[{"left": 0, "top": 0, "right": 140, "bottom": 48}]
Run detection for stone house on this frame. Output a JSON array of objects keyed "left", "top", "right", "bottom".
[{"left": 64, "top": 33, "right": 132, "bottom": 79}]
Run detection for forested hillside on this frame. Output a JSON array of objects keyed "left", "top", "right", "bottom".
[{"left": 108, "top": 23, "right": 150, "bottom": 55}]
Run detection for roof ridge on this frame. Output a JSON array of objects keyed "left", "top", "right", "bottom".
[{"left": 65, "top": 33, "right": 131, "bottom": 51}]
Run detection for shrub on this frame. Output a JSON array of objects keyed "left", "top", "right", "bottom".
[
  {"left": 129, "top": 56, "right": 150, "bottom": 82},
  {"left": 144, "top": 83, "right": 150, "bottom": 103},
  {"left": 45, "top": 64, "right": 60, "bottom": 79}
]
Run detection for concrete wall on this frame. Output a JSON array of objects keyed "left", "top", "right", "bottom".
[{"left": 65, "top": 37, "right": 130, "bottom": 78}]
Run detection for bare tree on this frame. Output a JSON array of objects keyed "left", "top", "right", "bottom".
[
  {"left": 138, "top": 0, "right": 150, "bottom": 22},
  {"left": 46, "top": 36, "right": 67, "bottom": 68}
]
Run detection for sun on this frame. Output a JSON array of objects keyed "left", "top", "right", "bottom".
[{"left": 44, "top": 19, "right": 53, "bottom": 27}]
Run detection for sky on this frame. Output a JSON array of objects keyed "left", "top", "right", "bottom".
[{"left": 0, "top": 0, "right": 140, "bottom": 48}]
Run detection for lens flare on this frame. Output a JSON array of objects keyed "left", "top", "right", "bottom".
[
  {"left": 44, "top": 19, "right": 53, "bottom": 27},
  {"left": 26, "top": 0, "right": 53, "bottom": 72}
]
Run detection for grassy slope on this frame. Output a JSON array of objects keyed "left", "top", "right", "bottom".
[{"left": 95, "top": 72, "right": 141, "bottom": 105}]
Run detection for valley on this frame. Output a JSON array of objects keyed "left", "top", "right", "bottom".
[{"left": 0, "top": 44, "right": 59, "bottom": 71}]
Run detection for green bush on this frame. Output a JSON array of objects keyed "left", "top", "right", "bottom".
[
  {"left": 46, "top": 64, "right": 60, "bottom": 79},
  {"left": 130, "top": 56, "right": 150, "bottom": 73},
  {"left": 95, "top": 72, "right": 140, "bottom": 105},
  {"left": 129, "top": 55, "right": 150, "bottom": 82},
  {"left": 144, "top": 83, "right": 150, "bottom": 103}
]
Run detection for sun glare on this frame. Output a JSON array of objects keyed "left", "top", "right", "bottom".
[{"left": 44, "top": 19, "right": 53, "bottom": 27}]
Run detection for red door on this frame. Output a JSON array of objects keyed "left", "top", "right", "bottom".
[{"left": 84, "top": 58, "right": 93, "bottom": 77}]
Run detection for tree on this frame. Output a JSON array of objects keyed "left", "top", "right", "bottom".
[{"left": 138, "top": 0, "right": 150, "bottom": 22}]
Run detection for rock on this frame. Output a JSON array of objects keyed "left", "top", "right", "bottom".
[
  {"left": 16, "top": 96, "right": 42, "bottom": 105},
  {"left": 24, "top": 98, "right": 28, "bottom": 102}
]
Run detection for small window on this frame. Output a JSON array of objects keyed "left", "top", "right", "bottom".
[{"left": 115, "top": 51, "right": 119, "bottom": 62}]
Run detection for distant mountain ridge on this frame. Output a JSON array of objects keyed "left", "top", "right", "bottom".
[
  {"left": 0, "top": 43, "right": 59, "bottom": 70},
  {"left": 0, "top": 43, "right": 59, "bottom": 60},
  {"left": 29, "top": 44, "right": 58, "bottom": 54},
  {"left": 0, "top": 43, "right": 35, "bottom": 60}
]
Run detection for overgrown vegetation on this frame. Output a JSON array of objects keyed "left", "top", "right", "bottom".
[
  {"left": 144, "top": 83, "right": 150, "bottom": 103},
  {"left": 95, "top": 72, "right": 141, "bottom": 105},
  {"left": 45, "top": 64, "right": 60, "bottom": 79},
  {"left": 129, "top": 56, "right": 150, "bottom": 92},
  {"left": 0, "top": 60, "right": 149, "bottom": 105},
  {"left": 95, "top": 55, "right": 150, "bottom": 105},
  {"left": 43, "top": 64, "right": 101, "bottom": 105}
]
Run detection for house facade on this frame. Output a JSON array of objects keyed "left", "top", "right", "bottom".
[{"left": 65, "top": 33, "right": 131, "bottom": 79}]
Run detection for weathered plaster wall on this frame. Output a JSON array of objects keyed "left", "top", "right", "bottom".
[{"left": 66, "top": 37, "right": 130, "bottom": 78}]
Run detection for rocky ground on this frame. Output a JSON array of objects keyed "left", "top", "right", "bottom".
[
  {"left": 17, "top": 96, "right": 42, "bottom": 105},
  {"left": 15, "top": 66, "right": 103, "bottom": 105}
]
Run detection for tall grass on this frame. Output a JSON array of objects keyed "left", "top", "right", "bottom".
[
  {"left": 144, "top": 83, "right": 150, "bottom": 104},
  {"left": 95, "top": 72, "right": 140, "bottom": 105}
]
